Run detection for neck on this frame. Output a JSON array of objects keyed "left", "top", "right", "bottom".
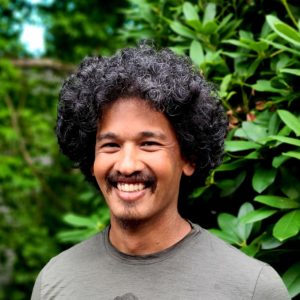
[{"left": 109, "top": 213, "right": 191, "bottom": 255}]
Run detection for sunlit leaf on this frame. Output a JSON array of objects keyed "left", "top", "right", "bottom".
[
  {"left": 283, "top": 151, "right": 300, "bottom": 160},
  {"left": 266, "top": 15, "right": 300, "bottom": 47},
  {"left": 225, "top": 141, "right": 260, "bottom": 152},
  {"left": 203, "top": 3, "right": 216, "bottom": 24},
  {"left": 273, "top": 210, "right": 300, "bottom": 241},
  {"left": 277, "top": 110, "right": 300, "bottom": 136},
  {"left": 170, "top": 21, "right": 197, "bottom": 39},
  {"left": 183, "top": 2, "right": 199, "bottom": 21},
  {"left": 189, "top": 40, "right": 204, "bottom": 66},
  {"left": 254, "top": 195, "right": 300, "bottom": 209},
  {"left": 240, "top": 207, "right": 277, "bottom": 223}
]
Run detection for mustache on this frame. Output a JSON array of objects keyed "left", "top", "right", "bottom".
[{"left": 106, "top": 171, "right": 156, "bottom": 187}]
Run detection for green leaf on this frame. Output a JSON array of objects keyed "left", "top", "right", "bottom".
[
  {"left": 189, "top": 40, "right": 204, "bottom": 66},
  {"left": 252, "top": 166, "right": 277, "bottom": 193},
  {"left": 280, "top": 68, "right": 300, "bottom": 76},
  {"left": 183, "top": 2, "right": 199, "bottom": 21},
  {"left": 283, "top": 151, "right": 300, "bottom": 160},
  {"left": 268, "top": 135, "right": 300, "bottom": 147},
  {"left": 277, "top": 110, "right": 300, "bottom": 136},
  {"left": 273, "top": 210, "right": 300, "bottom": 241},
  {"left": 272, "top": 155, "right": 290, "bottom": 168},
  {"left": 237, "top": 202, "right": 254, "bottom": 240},
  {"left": 190, "top": 186, "right": 207, "bottom": 198},
  {"left": 219, "top": 74, "right": 232, "bottom": 97},
  {"left": 216, "top": 159, "right": 247, "bottom": 171},
  {"left": 170, "top": 21, "right": 197, "bottom": 39},
  {"left": 217, "top": 213, "right": 241, "bottom": 242},
  {"left": 209, "top": 229, "right": 240, "bottom": 245},
  {"left": 282, "top": 262, "right": 300, "bottom": 298},
  {"left": 251, "top": 80, "right": 287, "bottom": 93},
  {"left": 240, "top": 207, "right": 277, "bottom": 223},
  {"left": 56, "top": 228, "right": 97, "bottom": 243},
  {"left": 203, "top": 3, "right": 216, "bottom": 24},
  {"left": 262, "top": 38, "right": 300, "bottom": 57},
  {"left": 242, "top": 122, "right": 268, "bottom": 141},
  {"left": 201, "top": 21, "right": 218, "bottom": 34},
  {"left": 255, "top": 195, "right": 300, "bottom": 209},
  {"left": 63, "top": 213, "right": 97, "bottom": 228},
  {"left": 266, "top": 15, "right": 300, "bottom": 47},
  {"left": 261, "top": 235, "right": 283, "bottom": 249},
  {"left": 225, "top": 140, "right": 260, "bottom": 152},
  {"left": 217, "top": 171, "right": 246, "bottom": 197}
]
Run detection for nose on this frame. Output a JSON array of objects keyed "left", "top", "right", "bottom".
[{"left": 115, "top": 144, "right": 143, "bottom": 175}]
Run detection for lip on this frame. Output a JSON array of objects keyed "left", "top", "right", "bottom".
[{"left": 114, "top": 186, "right": 148, "bottom": 202}]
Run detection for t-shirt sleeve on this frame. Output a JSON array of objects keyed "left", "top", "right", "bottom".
[
  {"left": 252, "top": 265, "right": 290, "bottom": 300},
  {"left": 31, "top": 270, "right": 42, "bottom": 300}
]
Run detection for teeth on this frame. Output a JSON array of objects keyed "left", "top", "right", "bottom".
[{"left": 117, "top": 183, "right": 145, "bottom": 192}]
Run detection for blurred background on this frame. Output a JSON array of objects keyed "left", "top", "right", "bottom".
[{"left": 1, "top": 0, "right": 300, "bottom": 299}]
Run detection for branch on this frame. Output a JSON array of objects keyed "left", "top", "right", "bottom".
[{"left": 11, "top": 58, "right": 75, "bottom": 72}]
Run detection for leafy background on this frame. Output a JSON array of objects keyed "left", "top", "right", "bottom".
[{"left": 0, "top": 0, "right": 299, "bottom": 299}]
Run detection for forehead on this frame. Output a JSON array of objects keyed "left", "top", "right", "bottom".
[{"left": 97, "top": 97, "right": 177, "bottom": 140}]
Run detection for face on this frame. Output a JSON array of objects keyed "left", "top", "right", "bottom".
[{"left": 93, "top": 97, "right": 194, "bottom": 225}]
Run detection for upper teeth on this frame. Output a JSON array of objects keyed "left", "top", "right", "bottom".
[{"left": 117, "top": 183, "right": 145, "bottom": 192}]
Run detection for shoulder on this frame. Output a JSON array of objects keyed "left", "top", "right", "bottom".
[
  {"left": 191, "top": 224, "right": 290, "bottom": 299},
  {"left": 43, "top": 229, "right": 106, "bottom": 276}
]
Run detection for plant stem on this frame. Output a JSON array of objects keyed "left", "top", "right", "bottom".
[{"left": 281, "top": 0, "right": 298, "bottom": 28}]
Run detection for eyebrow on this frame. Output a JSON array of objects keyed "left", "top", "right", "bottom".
[{"left": 96, "top": 131, "right": 167, "bottom": 142}]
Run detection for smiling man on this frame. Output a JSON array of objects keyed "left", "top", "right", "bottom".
[{"left": 31, "top": 43, "right": 290, "bottom": 299}]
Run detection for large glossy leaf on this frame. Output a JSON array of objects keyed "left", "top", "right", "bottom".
[
  {"left": 273, "top": 210, "right": 300, "bottom": 241},
  {"left": 252, "top": 166, "right": 277, "bottom": 193},
  {"left": 242, "top": 122, "right": 268, "bottom": 141},
  {"left": 217, "top": 213, "right": 240, "bottom": 241},
  {"left": 240, "top": 207, "right": 277, "bottom": 224},
  {"left": 225, "top": 141, "right": 260, "bottom": 152},
  {"left": 277, "top": 109, "right": 300, "bottom": 136},
  {"left": 282, "top": 262, "right": 300, "bottom": 298},
  {"left": 254, "top": 195, "right": 300, "bottom": 209}
]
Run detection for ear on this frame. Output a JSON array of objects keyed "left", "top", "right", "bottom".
[
  {"left": 182, "top": 161, "right": 195, "bottom": 176},
  {"left": 91, "top": 166, "right": 95, "bottom": 176}
]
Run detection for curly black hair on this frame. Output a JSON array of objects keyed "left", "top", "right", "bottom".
[{"left": 56, "top": 43, "right": 227, "bottom": 203}]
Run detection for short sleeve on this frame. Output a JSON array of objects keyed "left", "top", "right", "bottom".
[
  {"left": 252, "top": 265, "right": 290, "bottom": 300},
  {"left": 31, "top": 270, "right": 42, "bottom": 300}
]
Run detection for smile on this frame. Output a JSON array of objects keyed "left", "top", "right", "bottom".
[{"left": 117, "top": 183, "right": 145, "bottom": 192}]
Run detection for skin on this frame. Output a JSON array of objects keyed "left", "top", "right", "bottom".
[{"left": 93, "top": 97, "right": 195, "bottom": 255}]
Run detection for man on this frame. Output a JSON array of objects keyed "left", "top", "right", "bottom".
[{"left": 31, "top": 43, "right": 290, "bottom": 299}]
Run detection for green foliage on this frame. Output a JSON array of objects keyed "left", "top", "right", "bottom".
[
  {"left": 1, "top": 0, "right": 300, "bottom": 299},
  {"left": 118, "top": 0, "right": 300, "bottom": 298}
]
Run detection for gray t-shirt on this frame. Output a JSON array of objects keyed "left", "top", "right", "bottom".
[{"left": 31, "top": 223, "right": 290, "bottom": 300}]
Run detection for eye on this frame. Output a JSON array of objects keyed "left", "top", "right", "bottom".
[
  {"left": 141, "top": 141, "right": 161, "bottom": 151},
  {"left": 98, "top": 143, "right": 120, "bottom": 153},
  {"left": 102, "top": 143, "right": 119, "bottom": 148}
]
